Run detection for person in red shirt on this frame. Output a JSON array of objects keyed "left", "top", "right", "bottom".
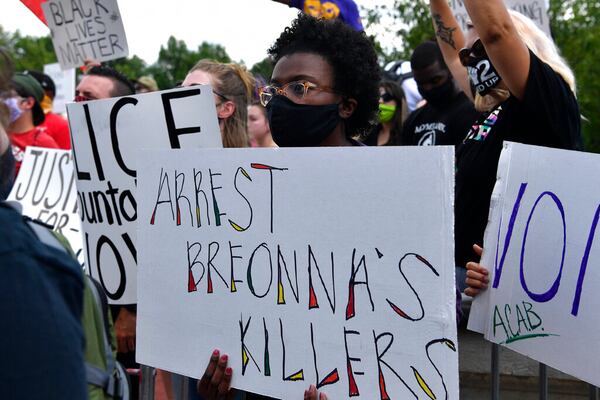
[
  {"left": 28, "top": 70, "right": 71, "bottom": 150},
  {"left": 7, "top": 73, "right": 58, "bottom": 175}
]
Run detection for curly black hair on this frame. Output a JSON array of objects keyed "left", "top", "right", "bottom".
[{"left": 268, "top": 13, "right": 380, "bottom": 138}]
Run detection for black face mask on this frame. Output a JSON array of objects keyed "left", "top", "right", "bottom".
[
  {"left": 266, "top": 95, "right": 341, "bottom": 147},
  {"left": 419, "top": 78, "right": 456, "bottom": 108},
  {"left": 466, "top": 55, "right": 501, "bottom": 96}
]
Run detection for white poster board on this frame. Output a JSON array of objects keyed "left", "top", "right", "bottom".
[
  {"left": 8, "top": 146, "right": 83, "bottom": 263},
  {"left": 42, "top": 0, "right": 129, "bottom": 70},
  {"left": 67, "top": 86, "right": 222, "bottom": 304},
  {"left": 44, "top": 62, "right": 76, "bottom": 115},
  {"left": 449, "top": 0, "right": 551, "bottom": 37},
  {"left": 468, "top": 142, "right": 600, "bottom": 387},
  {"left": 136, "top": 146, "right": 458, "bottom": 399}
]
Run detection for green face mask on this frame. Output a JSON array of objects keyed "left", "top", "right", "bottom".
[{"left": 378, "top": 103, "right": 396, "bottom": 123}]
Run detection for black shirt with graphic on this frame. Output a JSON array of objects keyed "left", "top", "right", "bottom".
[
  {"left": 455, "top": 50, "right": 583, "bottom": 269},
  {"left": 402, "top": 92, "right": 479, "bottom": 146}
]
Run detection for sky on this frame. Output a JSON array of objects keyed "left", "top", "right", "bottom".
[{"left": 2, "top": 0, "right": 399, "bottom": 67}]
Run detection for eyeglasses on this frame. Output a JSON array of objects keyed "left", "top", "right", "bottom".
[
  {"left": 459, "top": 39, "right": 487, "bottom": 67},
  {"left": 258, "top": 80, "right": 337, "bottom": 107},
  {"left": 380, "top": 92, "right": 394, "bottom": 102}
]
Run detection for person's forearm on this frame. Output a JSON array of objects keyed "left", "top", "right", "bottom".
[
  {"left": 462, "top": 0, "right": 513, "bottom": 45},
  {"left": 429, "top": 0, "right": 464, "bottom": 52},
  {"left": 429, "top": 0, "right": 471, "bottom": 99}
]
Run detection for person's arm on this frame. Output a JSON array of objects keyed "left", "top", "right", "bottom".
[
  {"left": 462, "top": 0, "right": 530, "bottom": 100},
  {"left": 464, "top": 244, "right": 489, "bottom": 297},
  {"left": 429, "top": 0, "right": 471, "bottom": 100},
  {"left": 115, "top": 307, "right": 137, "bottom": 353}
]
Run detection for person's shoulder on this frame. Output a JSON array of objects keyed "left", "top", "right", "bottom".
[{"left": 35, "top": 128, "right": 60, "bottom": 149}]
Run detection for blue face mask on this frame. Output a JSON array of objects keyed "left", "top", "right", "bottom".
[{"left": 3, "top": 97, "right": 23, "bottom": 124}]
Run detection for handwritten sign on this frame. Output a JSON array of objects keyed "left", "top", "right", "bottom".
[
  {"left": 468, "top": 142, "right": 600, "bottom": 387},
  {"left": 44, "top": 62, "right": 76, "bottom": 115},
  {"left": 8, "top": 146, "right": 83, "bottom": 263},
  {"left": 449, "top": 0, "right": 551, "bottom": 37},
  {"left": 136, "top": 146, "right": 458, "bottom": 399},
  {"left": 67, "top": 86, "right": 222, "bottom": 304},
  {"left": 42, "top": 0, "right": 129, "bottom": 70}
]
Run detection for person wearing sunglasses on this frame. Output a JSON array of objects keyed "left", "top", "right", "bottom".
[
  {"left": 361, "top": 80, "right": 408, "bottom": 146},
  {"left": 197, "top": 12, "right": 380, "bottom": 400},
  {"left": 428, "top": 0, "right": 583, "bottom": 297},
  {"left": 182, "top": 60, "right": 254, "bottom": 149}
]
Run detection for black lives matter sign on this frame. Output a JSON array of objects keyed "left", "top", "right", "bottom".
[{"left": 42, "top": 0, "right": 129, "bottom": 70}]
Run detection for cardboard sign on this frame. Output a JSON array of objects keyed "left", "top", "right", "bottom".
[
  {"left": 42, "top": 0, "right": 129, "bottom": 70},
  {"left": 44, "top": 62, "right": 76, "bottom": 114},
  {"left": 136, "top": 146, "right": 458, "bottom": 399},
  {"left": 449, "top": 0, "right": 551, "bottom": 37},
  {"left": 67, "top": 86, "right": 222, "bottom": 304},
  {"left": 8, "top": 146, "right": 83, "bottom": 263},
  {"left": 468, "top": 142, "right": 600, "bottom": 387}
]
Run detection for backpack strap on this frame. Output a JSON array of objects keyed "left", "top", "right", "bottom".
[{"left": 87, "top": 275, "right": 124, "bottom": 398}]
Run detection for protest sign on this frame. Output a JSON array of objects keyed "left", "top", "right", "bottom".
[
  {"left": 67, "top": 86, "right": 222, "bottom": 304},
  {"left": 468, "top": 142, "right": 600, "bottom": 387},
  {"left": 42, "top": 0, "right": 129, "bottom": 70},
  {"left": 44, "top": 62, "right": 75, "bottom": 114},
  {"left": 8, "top": 146, "right": 83, "bottom": 263},
  {"left": 136, "top": 146, "right": 458, "bottom": 399},
  {"left": 448, "top": 0, "right": 551, "bottom": 37}
]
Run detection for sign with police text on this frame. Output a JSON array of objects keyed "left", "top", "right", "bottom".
[
  {"left": 8, "top": 147, "right": 83, "bottom": 263},
  {"left": 468, "top": 142, "right": 600, "bottom": 387},
  {"left": 448, "top": 0, "right": 551, "bottom": 37},
  {"left": 42, "top": 0, "right": 129, "bottom": 70},
  {"left": 136, "top": 146, "right": 458, "bottom": 399},
  {"left": 67, "top": 86, "right": 222, "bottom": 304}
]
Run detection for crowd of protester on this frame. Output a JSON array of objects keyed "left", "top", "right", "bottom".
[{"left": 0, "top": 0, "right": 584, "bottom": 398}]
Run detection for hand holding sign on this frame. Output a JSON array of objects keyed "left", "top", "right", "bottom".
[{"left": 464, "top": 245, "right": 488, "bottom": 297}]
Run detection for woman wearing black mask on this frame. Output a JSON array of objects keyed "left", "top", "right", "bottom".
[
  {"left": 428, "top": 0, "right": 583, "bottom": 295},
  {"left": 196, "top": 12, "right": 380, "bottom": 400}
]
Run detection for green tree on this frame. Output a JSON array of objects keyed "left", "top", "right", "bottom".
[
  {"left": 549, "top": 0, "right": 600, "bottom": 152},
  {"left": 0, "top": 26, "right": 57, "bottom": 72},
  {"left": 105, "top": 55, "right": 148, "bottom": 82},
  {"left": 146, "top": 36, "right": 232, "bottom": 89},
  {"left": 250, "top": 57, "right": 274, "bottom": 81}
]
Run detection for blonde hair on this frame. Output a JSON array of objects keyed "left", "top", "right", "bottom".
[
  {"left": 474, "top": 10, "right": 576, "bottom": 112},
  {"left": 189, "top": 60, "right": 254, "bottom": 148}
]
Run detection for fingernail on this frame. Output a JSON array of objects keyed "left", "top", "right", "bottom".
[
  {"left": 213, "top": 349, "right": 220, "bottom": 356},
  {"left": 221, "top": 354, "right": 228, "bottom": 362},
  {"left": 225, "top": 367, "right": 232, "bottom": 375}
]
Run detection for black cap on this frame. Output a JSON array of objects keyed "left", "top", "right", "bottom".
[{"left": 25, "top": 70, "right": 56, "bottom": 98}]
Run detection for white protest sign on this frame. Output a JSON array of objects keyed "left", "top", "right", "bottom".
[
  {"left": 44, "top": 62, "right": 76, "bottom": 115},
  {"left": 136, "top": 146, "right": 458, "bottom": 399},
  {"left": 67, "top": 86, "right": 222, "bottom": 304},
  {"left": 449, "top": 0, "right": 551, "bottom": 37},
  {"left": 42, "top": 0, "right": 129, "bottom": 70},
  {"left": 8, "top": 146, "right": 83, "bottom": 263},
  {"left": 468, "top": 142, "right": 600, "bottom": 387}
]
